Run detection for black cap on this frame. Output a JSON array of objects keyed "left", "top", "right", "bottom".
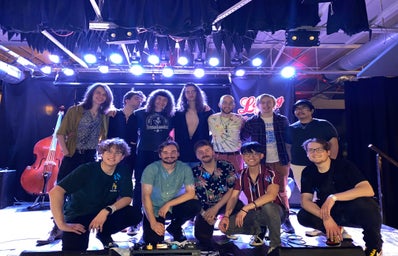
[{"left": 293, "top": 99, "right": 315, "bottom": 111}]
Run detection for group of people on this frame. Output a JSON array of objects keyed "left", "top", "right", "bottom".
[{"left": 37, "top": 82, "right": 382, "bottom": 256}]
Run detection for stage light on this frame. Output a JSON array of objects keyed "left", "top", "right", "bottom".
[
  {"left": 40, "top": 66, "right": 52, "bottom": 74},
  {"left": 109, "top": 53, "right": 123, "bottom": 64},
  {"left": 162, "top": 67, "right": 174, "bottom": 77},
  {"left": 49, "top": 54, "right": 60, "bottom": 64},
  {"left": 193, "top": 68, "right": 205, "bottom": 78},
  {"left": 230, "top": 57, "right": 243, "bottom": 66},
  {"left": 251, "top": 57, "right": 263, "bottom": 67},
  {"left": 148, "top": 54, "right": 160, "bottom": 65},
  {"left": 63, "top": 68, "right": 75, "bottom": 76},
  {"left": 177, "top": 56, "right": 189, "bottom": 66},
  {"left": 98, "top": 65, "right": 109, "bottom": 73},
  {"left": 285, "top": 30, "right": 320, "bottom": 47},
  {"left": 234, "top": 68, "right": 245, "bottom": 77},
  {"left": 129, "top": 64, "right": 144, "bottom": 76},
  {"left": 83, "top": 54, "right": 97, "bottom": 64},
  {"left": 280, "top": 66, "right": 296, "bottom": 78},
  {"left": 208, "top": 57, "right": 220, "bottom": 67}
]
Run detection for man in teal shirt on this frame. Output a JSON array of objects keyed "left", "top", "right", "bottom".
[{"left": 141, "top": 140, "right": 201, "bottom": 245}]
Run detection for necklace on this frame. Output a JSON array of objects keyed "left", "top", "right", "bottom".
[{"left": 219, "top": 115, "right": 231, "bottom": 133}]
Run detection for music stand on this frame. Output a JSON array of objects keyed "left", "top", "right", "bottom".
[{"left": 27, "top": 172, "right": 51, "bottom": 211}]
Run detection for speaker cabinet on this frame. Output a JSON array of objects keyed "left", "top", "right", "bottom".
[
  {"left": 0, "top": 169, "right": 16, "bottom": 209},
  {"left": 278, "top": 246, "right": 365, "bottom": 256}
]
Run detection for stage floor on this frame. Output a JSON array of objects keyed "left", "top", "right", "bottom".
[{"left": 1, "top": 202, "right": 397, "bottom": 256}]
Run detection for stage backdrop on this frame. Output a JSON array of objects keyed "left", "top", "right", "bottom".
[
  {"left": 345, "top": 76, "right": 398, "bottom": 229},
  {"left": 0, "top": 76, "right": 295, "bottom": 201}
]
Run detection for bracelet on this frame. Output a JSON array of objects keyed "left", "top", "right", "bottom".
[
  {"left": 252, "top": 201, "right": 258, "bottom": 208},
  {"left": 240, "top": 209, "right": 248, "bottom": 213}
]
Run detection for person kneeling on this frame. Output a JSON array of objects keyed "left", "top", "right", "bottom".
[
  {"left": 49, "top": 138, "right": 142, "bottom": 251},
  {"left": 218, "top": 142, "right": 285, "bottom": 255},
  {"left": 297, "top": 138, "right": 383, "bottom": 256}
]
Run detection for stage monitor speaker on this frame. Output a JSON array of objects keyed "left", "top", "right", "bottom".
[
  {"left": 0, "top": 169, "right": 16, "bottom": 209},
  {"left": 19, "top": 249, "right": 109, "bottom": 256},
  {"left": 278, "top": 246, "right": 365, "bottom": 256}
]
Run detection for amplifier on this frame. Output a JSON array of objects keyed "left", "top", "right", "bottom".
[{"left": 0, "top": 169, "right": 16, "bottom": 209}]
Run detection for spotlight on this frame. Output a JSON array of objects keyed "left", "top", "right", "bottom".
[
  {"left": 98, "top": 65, "right": 109, "bottom": 73},
  {"left": 162, "top": 67, "right": 174, "bottom": 77},
  {"left": 251, "top": 57, "right": 263, "bottom": 67},
  {"left": 129, "top": 64, "right": 144, "bottom": 76},
  {"left": 40, "top": 66, "right": 52, "bottom": 74},
  {"left": 49, "top": 54, "right": 60, "bottom": 64},
  {"left": 208, "top": 57, "right": 220, "bottom": 67},
  {"left": 109, "top": 53, "right": 123, "bottom": 64},
  {"left": 234, "top": 68, "right": 245, "bottom": 77},
  {"left": 193, "top": 68, "right": 205, "bottom": 78},
  {"left": 62, "top": 68, "right": 75, "bottom": 76},
  {"left": 83, "top": 53, "right": 97, "bottom": 64},
  {"left": 177, "top": 56, "right": 189, "bottom": 66},
  {"left": 280, "top": 66, "right": 296, "bottom": 78},
  {"left": 285, "top": 30, "right": 320, "bottom": 47},
  {"left": 148, "top": 55, "right": 160, "bottom": 65},
  {"left": 107, "top": 28, "right": 138, "bottom": 44}
]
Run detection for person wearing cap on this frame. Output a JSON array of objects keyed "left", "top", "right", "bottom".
[{"left": 286, "top": 99, "right": 339, "bottom": 191}]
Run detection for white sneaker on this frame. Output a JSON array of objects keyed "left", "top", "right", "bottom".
[
  {"left": 249, "top": 235, "right": 264, "bottom": 246},
  {"left": 226, "top": 234, "right": 238, "bottom": 240},
  {"left": 342, "top": 228, "right": 352, "bottom": 240},
  {"left": 305, "top": 229, "right": 323, "bottom": 237}
]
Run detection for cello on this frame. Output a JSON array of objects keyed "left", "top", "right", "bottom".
[{"left": 20, "top": 107, "right": 64, "bottom": 198}]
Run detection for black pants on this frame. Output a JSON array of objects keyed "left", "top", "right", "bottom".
[
  {"left": 57, "top": 150, "right": 96, "bottom": 182},
  {"left": 142, "top": 199, "right": 201, "bottom": 244},
  {"left": 194, "top": 200, "right": 244, "bottom": 244},
  {"left": 62, "top": 205, "right": 142, "bottom": 251},
  {"left": 297, "top": 197, "right": 383, "bottom": 250}
]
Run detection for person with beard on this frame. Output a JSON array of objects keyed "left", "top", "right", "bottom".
[
  {"left": 208, "top": 95, "right": 245, "bottom": 172},
  {"left": 192, "top": 140, "right": 243, "bottom": 249},
  {"left": 141, "top": 141, "right": 201, "bottom": 245}
]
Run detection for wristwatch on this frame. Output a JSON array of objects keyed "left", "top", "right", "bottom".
[{"left": 105, "top": 206, "right": 113, "bottom": 214}]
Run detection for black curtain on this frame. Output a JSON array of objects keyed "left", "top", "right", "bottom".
[{"left": 345, "top": 76, "right": 398, "bottom": 228}]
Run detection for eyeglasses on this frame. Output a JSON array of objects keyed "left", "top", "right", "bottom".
[
  {"left": 307, "top": 147, "right": 326, "bottom": 154},
  {"left": 242, "top": 152, "right": 262, "bottom": 157},
  {"left": 104, "top": 150, "right": 123, "bottom": 156}
]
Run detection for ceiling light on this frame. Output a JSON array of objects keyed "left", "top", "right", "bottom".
[
  {"left": 109, "top": 53, "right": 123, "bottom": 64},
  {"left": 251, "top": 57, "right": 263, "bottom": 67},
  {"left": 280, "top": 66, "right": 296, "bottom": 78},
  {"left": 162, "top": 67, "right": 174, "bottom": 77},
  {"left": 193, "top": 68, "right": 205, "bottom": 78},
  {"left": 129, "top": 64, "right": 144, "bottom": 76},
  {"left": 98, "top": 65, "right": 109, "bottom": 73},
  {"left": 63, "top": 68, "right": 75, "bottom": 76},
  {"left": 177, "top": 56, "right": 189, "bottom": 66},
  {"left": 89, "top": 21, "right": 117, "bottom": 31},
  {"left": 208, "top": 57, "right": 220, "bottom": 67},
  {"left": 40, "top": 66, "right": 52, "bottom": 74},
  {"left": 148, "top": 55, "right": 160, "bottom": 65},
  {"left": 285, "top": 30, "right": 320, "bottom": 47},
  {"left": 49, "top": 54, "right": 60, "bottom": 64},
  {"left": 234, "top": 68, "right": 245, "bottom": 77},
  {"left": 83, "top": 54, "right": 97, "bottom": 64}
]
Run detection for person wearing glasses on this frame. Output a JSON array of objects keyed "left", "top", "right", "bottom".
[
  {"left": 49, "top": 138, "right": 143, "bottom": 251},
  {"left": 218, "top": 142, "right": 284, "bottom": 256},
  {"left": 298, "top": 138, "right": 383, "bottom": 256}
]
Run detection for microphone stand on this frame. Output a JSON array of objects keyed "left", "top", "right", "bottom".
[{"left": 368, "top": 144, "right": 398, "bottom": 221}]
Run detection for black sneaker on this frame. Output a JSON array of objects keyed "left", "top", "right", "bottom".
[
  {"left": 36, "top": 224, "right": 63, "bottom": 246},
  {"left": 281, "top": 218, "right": 295, "bottom": 234},
  {"left": 166, "top": 223, "right": 187, "bottom": 242},
  {"left": 96, "top": 233, "right": 119, "bottom": 249}
]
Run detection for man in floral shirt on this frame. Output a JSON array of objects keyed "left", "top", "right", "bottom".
[{"left": 192, "top": 140, "right": 243, "bottom": 249}]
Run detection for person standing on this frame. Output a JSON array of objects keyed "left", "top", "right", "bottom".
[
  {"left": 208, "top": 94, "right": 245, "bottom": 172},
  {"left": 141, "top": 141, "right": 201, "bottom": 245},
  {"left": 286, "top": 99, "right": 339, "bottom": 191},
  {"left": 297, "top": 138, "right": 382, "bottom": 256},
  {"left": 240, "top": 93, "right": 294, "bottom": 233},
  {"left": 108, "top": 89, "right": 146, "bottom": 235},
  {"left": 49, "top": 138, "right": 142, "bottom": 251},
  {"left": 192, "top": 140, "right": 242, "bottom": 249},
  {"left": 218, "top": 142, "right": 284, "bottom": 256},
  {"left": 173, "top": 83, "right": 214, "bottom": 167},
  {"left": 37, "top": 82, "right": 114, "bottom": 245},
  {"left": 133, "top": 89, "right": 175, "bottom": 212}
]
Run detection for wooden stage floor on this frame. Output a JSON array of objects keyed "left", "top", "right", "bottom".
[{"left": 1, "top": 202, "right": 397, "bottom": 256}]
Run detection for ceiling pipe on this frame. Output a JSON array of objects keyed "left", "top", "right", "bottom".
[
  {"left": 323, "top": 33, "right": 398, "bottom": 80},
  {"left": 0, "top": 60, "right": 25, "bottom": 84}
]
